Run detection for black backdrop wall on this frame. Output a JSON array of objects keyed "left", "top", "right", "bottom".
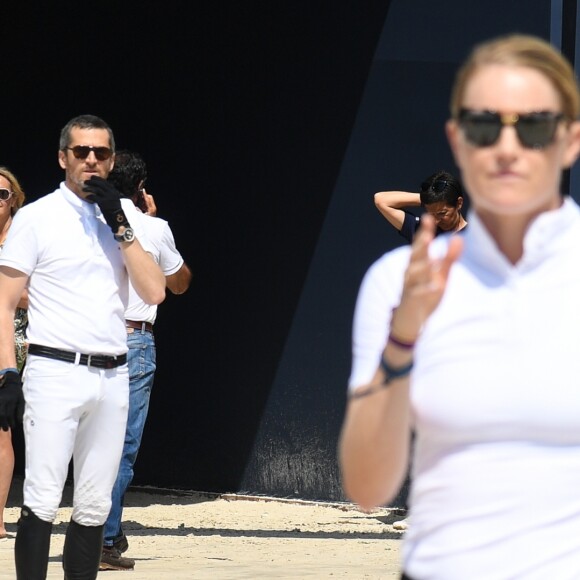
[{"left": 5, "top": 0, "right": 577, "bottom": 502}]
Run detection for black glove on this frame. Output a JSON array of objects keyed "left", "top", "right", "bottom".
[
  {"left": 83, "top": 176, "right": 130, "bottom": 235},
  {"left": 0, "top": 371, "right": 24, "bottom": 431}
]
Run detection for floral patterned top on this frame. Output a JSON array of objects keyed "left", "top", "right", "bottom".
[{"left": 14, "top": 306, "right": 28, "bottom": 371}]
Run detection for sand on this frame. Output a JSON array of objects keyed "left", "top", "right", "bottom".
[{"left": 1, "top": 479, "right": 404, "bottom": 579}]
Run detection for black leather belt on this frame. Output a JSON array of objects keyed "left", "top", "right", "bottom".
[
  {"left": 125, "top": 320, "right": 153, "bottom": 333},
  {"left": 28, "top": 344, "right": 127, "bottom": 369}
]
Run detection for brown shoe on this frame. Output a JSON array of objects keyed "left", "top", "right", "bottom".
[
  {"left": 113, "top": 534, "right": 129, "bottom": 554},
  {"left": 99, "top": 546, "right": 135, "bottom": 571}
]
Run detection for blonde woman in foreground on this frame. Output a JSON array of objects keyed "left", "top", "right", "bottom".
[{"left": 340, "top": 34, "right": 580, "bottom": 580}]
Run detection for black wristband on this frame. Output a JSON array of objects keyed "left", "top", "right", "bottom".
[
  {"left": 109, "top": 209, "right": 130, "bottom": 234},
  {"left": 379, "top": 356, "right": 414, "bottom": 385},
  {"left": 349, "top": 357, "right": 413, "bottom": 400}
]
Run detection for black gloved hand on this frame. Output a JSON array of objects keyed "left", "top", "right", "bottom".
[
  {"left": 82, "top": 176, "right": 130, "bottom": 234},
  {"left": 0, "top": 371, "right": 24, "bottom": 431}
]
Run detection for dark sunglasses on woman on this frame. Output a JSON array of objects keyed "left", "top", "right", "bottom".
[{"left": 458, "top": 108, "right": 564, "bottom": 149}]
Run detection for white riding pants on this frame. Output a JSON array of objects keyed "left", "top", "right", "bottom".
[{"left": 21, "top": 355, "right": 129, "bottom": 525}]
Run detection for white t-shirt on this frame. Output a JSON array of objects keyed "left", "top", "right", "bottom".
[
  {"left": 0, "top": 183, "right": 152, "bottom": 355},
  {"left": 124, "top": 212, "right": 184, "bottom": 324},
  {"left": 349, "top": 198, "right": 580, "bottom": 579}
]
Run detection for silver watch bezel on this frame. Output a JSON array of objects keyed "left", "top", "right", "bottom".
[{"left": 114, "top": 227, "right": 135, "bottom": 243}]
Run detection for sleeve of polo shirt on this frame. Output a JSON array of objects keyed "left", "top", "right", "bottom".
[
  {"left": 0, "top": 206, "right": 38, "bottom": 276},
  {"left": 399, "top": 211, "right": 420, "bottom": 243},
  {"left": 348, "top": 248, "right": 410, "bottom": 393},
  {"left": 121, "top": 199, "right": 154, "bottom": 255},
  {"left": 158, "top": 222, "right": 184, "bottom": 277}
]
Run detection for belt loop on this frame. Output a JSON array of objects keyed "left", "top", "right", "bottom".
[
  {"left": 141, "top": 322, "right": 146, "bottom": 334},
  {"left": 74, "top": 352, "right": 81, "bottom": 366}
]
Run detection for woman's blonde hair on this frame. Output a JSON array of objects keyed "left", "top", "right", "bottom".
[
  {"left": 0, "top": 166, "right": 25, "bottom": 216},
  {"left": 450, "top": 34, "right": 580, "bottom": 121}
]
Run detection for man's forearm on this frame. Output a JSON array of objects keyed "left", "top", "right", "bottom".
[
  {"left": 121, "top": 239, "right": 166, "bottom": 305},
  {"left": 166, "top": 263, "right": 192, "bottom": 295}
]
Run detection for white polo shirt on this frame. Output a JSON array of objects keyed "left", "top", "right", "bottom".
[
  {"left": 124, "top": 213, "right": 184, "bottom": 324},
  {"left": 349, "top": 197, "right": 580, "bottom": 579},
  {"left": 0, "top": 183, "right": 152, "bottom": 355}
]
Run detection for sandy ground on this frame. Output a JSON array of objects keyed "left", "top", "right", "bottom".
[{"left": 1, "top": 478, "right": 404, "bottom": 579}]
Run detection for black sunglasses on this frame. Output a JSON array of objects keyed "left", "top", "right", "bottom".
[
  {"left": 65, "top": 145, "right": 113, "bottom": 161},
  {"left": 421, "top": 180, "right": 450, "bottom": 193},
  {"left": 0, "top": 188, "right": 13, "bottom": 201},
  {"left": 458, "top": 109, "right": 564, "bottom": 149}
]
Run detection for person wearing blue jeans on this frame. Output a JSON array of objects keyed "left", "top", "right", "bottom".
[
  {"left": 100, "top": 150, "right": 192, "bottom": 571},
  {"left": 103, "top": 326, "right": 156, "bottom": 550}
]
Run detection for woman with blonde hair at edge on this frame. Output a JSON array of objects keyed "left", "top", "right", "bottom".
[
  {"left": 0, "top": 167, "right": 27, "bottom": 539},
  {"left": 340, "top": 34, "right": 580, "bottom": 579}
]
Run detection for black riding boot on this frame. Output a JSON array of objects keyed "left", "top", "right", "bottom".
[
  {"left": 62, "top": 519, "right": 104, "bottom": 580},
  {"left": 14, "top": 505, "right": 53, "bottom": 580}
]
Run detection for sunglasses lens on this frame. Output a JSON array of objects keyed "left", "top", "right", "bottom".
[
  {"left": 70, "top": 146, "right": 112, "bottom": 161},
  {"left": 71, "top": 146, "right": 87, "bottom": 159},
  {"left": 516, "top": 114, "right": 559, "bottom": 148},
  {"left": 94, "top": 148, "right": 112, "bottom": 161},
  {"left": 0, "top": 189, "right": 11, "bottom": 201},
  {"left": 461, "top": 112, "right": 502, "bottom": 146},
  {"left": 71, "top": 146, "right": 90, "bottom": 159},
  {"left": 459, "top": 109, "right": 563, "bottom": 149}
]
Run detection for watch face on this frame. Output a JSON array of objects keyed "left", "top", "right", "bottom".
[{"left": 115, "top": 227, "right": 135, "bottom": 243}]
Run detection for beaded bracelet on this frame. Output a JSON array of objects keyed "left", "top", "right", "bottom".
[
  {"left": 388, "top": 332, "right": 416, "bottom": 350},
  {"left": 389, "top": 307, "right": 418, "bottom": 350},
  {"left": 349, "top": 356, "right": 413, "bottom": 400}
]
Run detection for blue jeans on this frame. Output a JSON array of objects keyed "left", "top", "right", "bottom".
[{"left": 103, "top": 329, "right": 156, "bottom": 545}]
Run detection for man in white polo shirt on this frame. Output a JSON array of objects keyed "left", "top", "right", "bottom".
[
  {"left": 99, "top": 150, "right": 192, "bottom": 571},
  {"left": 0, "top": 115, "right": 165, "bottom": 579}
]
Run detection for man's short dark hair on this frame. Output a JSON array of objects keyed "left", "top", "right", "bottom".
[
  {"left": 59, "top": 114, "right": 116, "bottom": 152},
  {"left": 108, "top": 150, "right": 148, "bottom": 199}
]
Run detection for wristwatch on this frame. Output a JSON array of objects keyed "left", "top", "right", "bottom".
[{"left": 114, "top": 227, "right": 135, "bottom": 243}]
